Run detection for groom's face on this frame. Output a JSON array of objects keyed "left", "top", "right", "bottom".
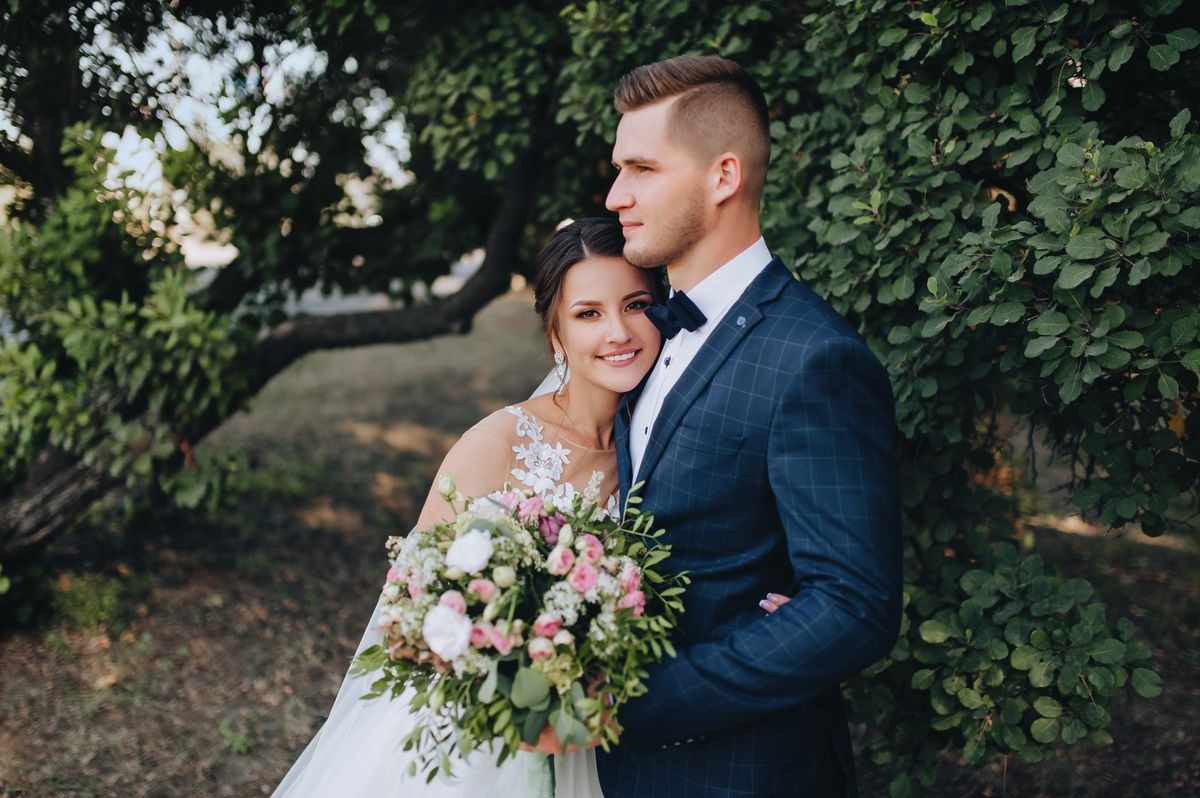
[{"left": 606, "top": 99, "right": 707, "bottom": 269}]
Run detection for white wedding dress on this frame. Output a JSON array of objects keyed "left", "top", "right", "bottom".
[{"left": 272, "top": 404, "right": 614, "bottom": 798}]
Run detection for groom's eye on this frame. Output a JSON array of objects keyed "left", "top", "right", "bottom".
[{"left": 626, "top": 300, "right": 649, "bottom": 312}]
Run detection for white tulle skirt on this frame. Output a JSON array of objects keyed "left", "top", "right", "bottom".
[{"left": 271, "top": 594, "right": 604, "bottom": 798}]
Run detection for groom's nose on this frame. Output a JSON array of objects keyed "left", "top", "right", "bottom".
[{"left": 605, "top": 174, "right": 631, "bottom": 212}]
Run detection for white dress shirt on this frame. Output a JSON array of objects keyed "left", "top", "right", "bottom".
[{"left": 629, "top": 237, "right": 773, "bottom": 480}]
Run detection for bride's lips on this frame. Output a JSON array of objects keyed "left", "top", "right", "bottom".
[{"left": 597, "top": 348, "right": 641, "bottom": 367}]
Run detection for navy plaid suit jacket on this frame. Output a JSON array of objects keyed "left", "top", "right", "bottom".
[{"left": 595, "top": 257, "right": 901, "bottom": 798}]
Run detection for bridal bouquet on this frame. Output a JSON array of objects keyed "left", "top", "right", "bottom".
[{"left": 351, "top": 474, "right": 687, "bottom": 781}]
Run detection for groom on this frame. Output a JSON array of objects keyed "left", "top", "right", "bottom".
[{"left": 596, "top": 56, "right": 902, "bottom": 797}]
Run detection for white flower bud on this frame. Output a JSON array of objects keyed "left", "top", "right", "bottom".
[
  {"left": 444, "top": 566, "right": 466, "bottom": 580},
  {"left": 552, "top": 629, "right": 575, "bottom": 647},
  {"left": 557, "top": 524, "right": 574, "bottom": 547},
  {"left": 438, "top": 474, "right": 456, "bottom": 499},
  {"left": 482, "top": 601, "right": 500, "bottom": 622},
  {"left": 492, "top": 565, "right": 517, "bottom": 588}
]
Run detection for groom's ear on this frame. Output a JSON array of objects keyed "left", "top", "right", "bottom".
[{"left": 710, "top": 151, "right": 744, "bottom": 206}]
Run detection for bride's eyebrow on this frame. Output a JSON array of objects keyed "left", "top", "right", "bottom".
[{"left": 570, "top": 290, "right": 651, "bottom": 309}]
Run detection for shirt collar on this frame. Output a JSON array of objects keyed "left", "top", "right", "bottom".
[{"left": 671, "top": 237, "right": 772, "bottom": 325}]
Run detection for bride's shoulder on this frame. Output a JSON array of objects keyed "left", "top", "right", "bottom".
[{"left": 469, "top": 400, "right": 549, "bottom": 442}]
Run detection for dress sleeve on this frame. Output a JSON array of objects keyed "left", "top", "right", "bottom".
[{"left": 412, "top": 423, "right": 513, "bottom": 530}]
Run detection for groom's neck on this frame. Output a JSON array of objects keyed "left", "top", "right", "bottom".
[{"left": 667, "top": 216, "right": 762, "bottom": 293}]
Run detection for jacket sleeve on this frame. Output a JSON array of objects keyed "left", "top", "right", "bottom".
[{"left": 616, "top": 337, "right": 903, "bottom": 752}]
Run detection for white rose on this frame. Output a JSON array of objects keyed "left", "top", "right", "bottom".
[
  {"left": 423, "top": 605, "right": 472, "bottom": 661},
  {"left": 444, "top": 529, "right": 494, "bottom": 575},
  {"left": 552, "top": 629, "right": 575, "bottom": 647},
  {"left": 528, "top": 637, "right": 555, "bottom": 661}
]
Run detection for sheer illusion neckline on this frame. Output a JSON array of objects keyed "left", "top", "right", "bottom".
[{"left": 505, "top": 405, "right": 616, "bottom": 453}]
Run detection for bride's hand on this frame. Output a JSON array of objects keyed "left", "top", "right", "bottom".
[
  {"left": 759, "top": 592, "right": 792, "bottom": 613},
  {"left": 519, "top": 724, "right": 601, "bottom": 755}
]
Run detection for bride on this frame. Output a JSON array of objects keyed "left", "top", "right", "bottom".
[{"left": 272, "top": 217, "right": 663, "bottom": 797}]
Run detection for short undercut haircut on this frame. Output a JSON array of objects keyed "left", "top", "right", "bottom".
[{"left": 614, "top": 55, "right": 770, "bottom": 202}]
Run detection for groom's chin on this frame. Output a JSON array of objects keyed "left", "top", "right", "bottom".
[{"left": 623, "top": 243, "right": 664, "bottom": 270}]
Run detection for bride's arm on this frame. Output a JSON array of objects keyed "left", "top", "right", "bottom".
[{"left": 412, "top": 426, "right": 511, "bottom": 530}]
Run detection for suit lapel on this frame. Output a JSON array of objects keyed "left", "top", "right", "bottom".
[
  {"left": 615, "top": 369, "right": 651, "bottom": 511},
  {"left": 633, "top": 257, "right": 794, "bottom": 486}
]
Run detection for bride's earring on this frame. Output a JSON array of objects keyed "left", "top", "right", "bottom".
[{"left": 554, "top": 351, "right": 567, "bottom": 395}]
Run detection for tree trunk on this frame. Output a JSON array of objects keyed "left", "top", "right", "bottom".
[{"left": 0, "top": 138, "right": 544, "bottom": 560}]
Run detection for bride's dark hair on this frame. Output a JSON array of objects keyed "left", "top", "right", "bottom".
[{"left": 533, "top": 217, "right": 664, "bottom": 342}]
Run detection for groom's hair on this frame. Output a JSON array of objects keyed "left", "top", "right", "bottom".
[{"left": 614, "top": 55, "right": 770, "bottom": 203}]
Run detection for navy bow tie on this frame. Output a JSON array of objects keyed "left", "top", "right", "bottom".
[{"left": 646, "top": 291, "right": 707, "bottom": 339}]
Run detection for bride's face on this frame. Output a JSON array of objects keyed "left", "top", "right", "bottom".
[{"left": 554, "top": 255, "right": 661, "bottom": 396}]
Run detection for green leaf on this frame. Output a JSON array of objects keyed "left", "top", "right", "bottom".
[
  {"left": 1148, "top": 44, "right": 1179, "bottom": 71},
  {"left": 1131, "top": 668, "right": 1163, "bottom": 698},
  {"left": 1114, "top": 164, "right": 1148, "bottom": 189},
  {"left": 1030, "top": 311, "right": 1070, "bottom": 336},
  {"left": 1056, "top": 261, "right": 1095, "bottom": 288},
  {"left": 879, "top": 27, "right": 908, "bottom": 46},
  {"left": 1057, "top": 143, "right": 1086, "bottom": 167},
  {"left": 1065, "top": 230, "right": 1107, "bottom": 260},
  {"left": 826, "top": 222, "right": 861, "bottom": 245},
  {"left": 919, "top": 11, "right": 938, "bottom": 27},
  {"left": 1170, "top": 109, "right": 1192, "bottom": 139},
  {"left": 1031, "top": 717, "right": 1059, "bottom": 743},
  {"left": 1011, "top": 645, "right": 1041, "bottom": 670},
  {"left": 1178, "top": 206, "right": 1200, "bottom": 228},
  {"left": 991, "top": 301, "right": 1025, "bottom": 326},
  {"left": 1087, "top": 638, "right": 1126, "bottom": 664},
  {"left": 511, "top": 667, "right": 551, "bottom": 709},
  {"left": 1025, "top": 336, "right": 1059, "bottom": 357},
  {"left": 1081, "top": 81, "right": 1105, "bottom": 112},
  {"left": 1011, "top": 26, "right": 1038, "bottom": 61},
  {"left": 911, "top": 669, "right": 937, "bottom": 690},
  {"left": 1158, "top": 372, "right": 1180, "bottom": 399},
  {"left": 1165, "top": 28, "right": 1200, "bottom": 52},
  {"left": 1033, "top": 696, "right": 1063, "bottom": 718},
  {"left": 1108, "top": 42, "right": 1135, "bottom": 71},
  {"left": 920, "top": 619, "right": 954, "bottom": 644}
]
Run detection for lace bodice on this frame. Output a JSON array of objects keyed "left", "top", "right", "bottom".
[{"left": 501, "top": 406, "right": 621, "bottom": 519}]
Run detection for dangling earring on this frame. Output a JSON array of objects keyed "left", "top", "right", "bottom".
[{"left": 554, "top": 351, "right": 567, "bottom": 395}]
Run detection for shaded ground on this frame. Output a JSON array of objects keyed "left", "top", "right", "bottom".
[{"left": 1, "top": 290, "right": 1197, "bottom": 796}]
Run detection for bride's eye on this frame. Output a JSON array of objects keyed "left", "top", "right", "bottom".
[
  {"left": 577, "top": 309, "right": 600, "bottom": 319},
  {"left": 626, "top": 300, "right": 650, "bottom": 312}
]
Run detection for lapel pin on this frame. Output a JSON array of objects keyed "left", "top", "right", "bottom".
[{"left": 736, "top": 315, "right": 746, "bottom": 327}]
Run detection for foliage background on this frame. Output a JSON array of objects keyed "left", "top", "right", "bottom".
[{"left": 2, "top": 0, "right": 1198, "bottom": 795}]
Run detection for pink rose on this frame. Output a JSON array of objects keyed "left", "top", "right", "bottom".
[
  {"left": 538, "top": 513, "right": 565, "bottom": 545},
  {"left": 569, "top": 562, "right": 598, "bottom": 594},
  {"left": 546, "top": 545, "right": 575, "bottom": 576},
  {"left": 620, "top": 566, "right": 642, "bottom": 594},
  {"left": 490, "top": 627, "right": 515, "bottom": 655},
  {"left": 528, "top": 637, "right": 555, "bottom": 661},
  {"left": 407, "top": 582, "right": 424, "bottom": 599},
  {"left": 470, "top": 623, "right": 492, "bottom": 648},
  {"left": 577, "top": 534, "right": 604, "bottom": 565},
  {"left": 532, "top": 613, "right": 562, "bottom": 638},
  {"left": 618, "top": 590, "right": 646, "bottom": 617},
  {"left": 518, "top": 497, "right": 545, "bottom": 524},
  {"left": 467, "top": 578, "right": 498, "bottom": 603},
  {"left": 386, "top": 565, "right": 403, "bottom": 583},
  {"left": 495, "top": 491, "right": 521, "bottom": 511},
  {"left": 438, "top": 590, "right": 467, "bottom": 614}
]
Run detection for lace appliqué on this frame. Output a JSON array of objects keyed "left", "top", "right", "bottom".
[{"left": 504, "top": 406, "right": 618, "bottom": 519}]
